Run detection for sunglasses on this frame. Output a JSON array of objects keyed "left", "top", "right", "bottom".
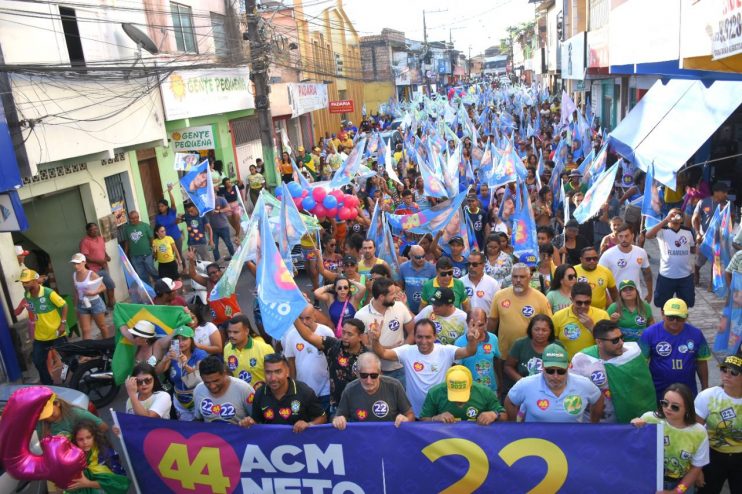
[
  {"left": 466, "top": 262, "right": 482, "bottom": 267},
  {"left": 336, "top": 285, "right": 350, "bottom": 291},
  {"left": 573, "top": 300, "right": 591, "bottom": 306},
  {"left": 666, "top": 315, "right": 686, "bottom": 322},
  {"left": 343, "top": 263, "right": 356, "bottom": 267},
  {"left": 583, "top": 256, "right": 599, "bottom": 262},
  {"left": 721, "top": 367, "right": 741, "bottom": 377},
  {"left": 359, "top": 372, "right": 380, "bottom": 380},
  {"left": 439, "top": 271, "right": 454, "bottom": 277},
  {"left": 544, "top": 368, "right": 567, "bottom": 375},
  {"left": 660, "top": 400, "right": 681, "bottom": 412},
  {"left": 136, "top": 377, "right": 154, "bottom": 386},
  {"left": 412, "top": 255, "right": 425, "bottom": 260},
  {"left": 566, "top": 274, "right": 576, "bottom": 280},
  {"left": 597, "top": 335, "right": 624, "bottom": 344}
]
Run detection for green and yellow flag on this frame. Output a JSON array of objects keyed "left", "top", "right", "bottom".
[{"left": 112, "top": 303, "right": 192, "bottom": 385}]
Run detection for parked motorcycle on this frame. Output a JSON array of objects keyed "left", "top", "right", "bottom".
[{"left": 55, "top": 338, "right": 119, "bottom": 409}]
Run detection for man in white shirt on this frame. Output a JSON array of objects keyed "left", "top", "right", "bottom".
[
  {"left": 283, "top": 306, "right": 334, "bottom": 411},
  {"left": 369, "top": 318, "right": 479, "bottom": 417},
  {"left": 645, "top": 208, "right": 696, "bottom": 309},
  {"left": 355, "top": 278, "right": 414, "bottom": 386},
  {"left": 599, "top": 224, "right": 653, "bottom": 302},
  {"left": 461, "top": 250, "right": 500, "bottom": 312}
]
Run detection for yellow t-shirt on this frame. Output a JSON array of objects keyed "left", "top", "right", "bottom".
[
  {"left": 26, "top": 287, "right": 66, "bottom": 341},
  {"left": 223, "top": 336, "right": 275, "bottom": 386},
  {"left": 152, "top": 236, "right": 175, "bottom": 263},
  {"left": 664, "top": 186, "right": 684, "bottom": 203},
  {"left": 489, "top": 287, "right": 552, "bottom": 360},
  {"left": 552, "top": 306, "right": 610, "bottom": 360},
  {"left": 573, "top": 264, "right": 616, "bottom": 309}
]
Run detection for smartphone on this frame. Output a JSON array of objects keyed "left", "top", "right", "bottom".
[{"left": 170, "top": 339, "right": 180, "bottom": 357}]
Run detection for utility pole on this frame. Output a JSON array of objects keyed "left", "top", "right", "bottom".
[
  {"left": 245, "top": 0, "right": 277, "bottom": 187},
  {"left": 468, "top": 45, "right": 472, "bottom": 81},
  {"left": 422, "top": 8, "right": 447, "bottom": 96}
]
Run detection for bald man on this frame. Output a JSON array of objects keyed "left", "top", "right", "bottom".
[{"left": 399, "top": 245, "right": 436, "bottom": 314}]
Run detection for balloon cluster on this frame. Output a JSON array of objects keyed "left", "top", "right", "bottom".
[{"left": 276, "top": 182, "right": 360, "bottom": 221}]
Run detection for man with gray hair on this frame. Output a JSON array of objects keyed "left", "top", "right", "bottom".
[
  {"left": 399, "top": 244, "right": 436, "bottom": 314},
  {"left": 332, "top": 353, "right": 414, "bottom": 429}
]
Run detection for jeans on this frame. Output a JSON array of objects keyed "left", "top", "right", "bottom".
[
  {"left": 130, "top": 254, "right": 158, "bottom": 284},
  {"left": 212, "top": 227, "right": 235, "bottom": 261},
  {"left": 33, "top": 337, "right": 67, "bottom": 385},
  {"left": 384, "top": 367, "right": 406, "bottom": 389}
]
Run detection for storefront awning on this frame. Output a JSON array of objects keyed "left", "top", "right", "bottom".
[
  {"left": 608, "top": 79, "right": 742, "bottom": 188},
  {"left": 610, "top": 59, "right": 742, "bottom": 82}
]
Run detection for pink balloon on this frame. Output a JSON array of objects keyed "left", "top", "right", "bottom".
[
  {"left": 301, "top": 189, "right": 308, "bottom": 197},
  {"left": 348, "top": 207, "right": 359, "bottom": 220},
  {"left": 339, "top": 207, "right": 353, "bottom": 220},
  {"left": 326, "top": 207, "right": 337, "bottom": 218},
  {"left": 331, "top": 190, "right": 345, "bottom": 200},
  {"left": 0, "top": 386, "right": 86, "bottom": 488},
  {"left": 313, "top": 204, "right": 327, "bottom": 218},
  {"left": 293, "top": 197, "right": 304, "bottom": 210},
  {"left": 312, "top": 187, "right": 326, "bottom": 202},
  {"left": 345, "top": 195, "right": 358, "bottom": 208}
]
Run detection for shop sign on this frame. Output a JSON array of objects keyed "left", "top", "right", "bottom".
[
  {"left": 160, "top": 68, "right": 254, "bottom": 121},
  {"left": 588, "top": 26, "right": 609, "bottom": 68},
  {"left": 170, "top": 125, "right": 215, "bottom": 151},
  {"left": 288, "top": 83, "right": 328, "bottom": 118},
  {"left": 329, "top": 100, "right": 354, "bottom": 113},
  {"left": 712, "top": 0, "right": 742, "bottom": 60},
  {"left": 561, "top": 32, "right": 586, "bottom": 80}
]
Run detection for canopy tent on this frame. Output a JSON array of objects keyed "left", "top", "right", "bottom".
[{"left": 607, "top": 79, "right": 742, "bottom": 188}]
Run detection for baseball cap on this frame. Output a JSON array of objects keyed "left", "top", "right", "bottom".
[
  {"left": 342, "top": 255, "right": 358, "bottom": 265},
  {"left": 129, "top": 320, "right": 156, "bottom": 338},
  {"left": 720, "top": 354, "right": 742, "bottom": 374},
  {"left": 18, "top": 269, "right": 40, "bottom": 283},
  {"left": 568, "top": 169, "right": 582, "bottom": 178},
  {"left": 70, "top": 253, "right": 86, "bottom": 264},
  {"left": 446, "top": 365, "right": 472, "bottom": 402},
  {"left": 430, "top": 287, "right": 455, "bottom": 306},
  {"left": 618, "top": 280, "right": 636, "bottom": 291},
  {"left": 448, "top": 236, "right": 464, "bottom": 245},
  {"left": 542, "top": 343, "right": 569, "bottom": 369},
  {"left": 154, "top": 277, "right": 182, "bottom": 295},
  {"left": 172, "top": 326, "right": 195, "bottom": 338},
  {"left": 663, "top": 298, "right": 688, "bottom": 319},
  {"left": 14, "top": 245, "right": 30, "bottom": 256},
  {"left": 38, "top": 391, "right": 57, "bottom": 420}
]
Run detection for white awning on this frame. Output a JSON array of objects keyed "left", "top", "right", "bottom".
[{"left": 608, "top": 79, "right": 742, "bottom": 188}]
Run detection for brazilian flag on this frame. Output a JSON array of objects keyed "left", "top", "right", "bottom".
[{"left": 112, "top": 303, "right": 193, "bottom": 385}]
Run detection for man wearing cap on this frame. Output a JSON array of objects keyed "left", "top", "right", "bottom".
[
  {"left": 79, "top": 222, "right": 116, "bottom": 308},
  {"left": 565, "top": 169, "right": 588, "bottom": 195},
  {"left": 399, "top": 245, "right": 436, "bottom": 314},
  {"left": 640, "top": 298, "right": 711, "bottom": 402},
  {"left": 20, "top": 268, "right": 68, "bottom": 385},
  {"left": 415, "top": 287, "right": 467, "bottom": 345},
  {"left": 122, "top": 210, "right": 157, "bottom": 285},
  {"left": 193, "top": 355, "right": 255, "bottom": 424},
  {"left": 332, "top": 352, "right": 413, "bottom": 429},
  {"left": 505, "top": 343, "right": 604, "bottom": 423},
  {"left": 646, "top": 208, "right": 696, "bottom": 309},
  {"left": 553, "top": 282, "right": 610, "bottom": 360},
  {"left": 571, "top": 320, "right": 656, "bottom": 423},
  {"left": 430, "top": 234, "right": 468, "bottom": 279},
  {"left": 420, "top": 258, "right": 470, "bottom": 312},
  {"left": 420, "top": 365, "right": 507, "bottom": 424},
  {"left": 152, "top": 278, "right": 185, "bottom": 306},
  {"left": 223, "top": 314, "right": 274, "bottom": 388},
  {"left": 574, "top": 246, "right": 618, "bottom": 310},
  {"left": 461, "top": 250, "right": 500, "bottom": 313},
  {"left": 599, "top": 223, "right": 653, "bottom": 303},
  {"left": 693, "top": 182, "right": 731, "bottom": 286}
]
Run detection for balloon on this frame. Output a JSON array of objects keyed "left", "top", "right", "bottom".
[
  {"left": 339, "top": 207, "right": 353, "bottom": 220},
  {"left": 313, "top": 204, "right": 327, "bottom": 218},
  {"left": 275, "top": 187, "right": 283, "bottom": 197},
  {"left": 322, "top": 194, "right": 338, "bottom": 209},
  {"left": 331, "top": 189, "right": 345, "bottom": 200},
  {"left": 293, "top": 197, "right": 304, "bottom": 209},
  {"left": 0, "top": 386, "right": 86, "bottom": 488},
  {"left": 325, "top": 207, "right": 337, "bottom": 218},
  {"left": 348, "top": 207, "right": 358, "bottom": 220},
  {"left": 301, "top": 196, "right": 316, "bottom": 211},
  {"left": 288, "top": 181, "right": 303, "bottom": 198},
  {"left": 312, "top": 187, "right": 326, "bottom": 202},
  {"left": 301, "top": 189, "right": 308, "bottom": 198}
]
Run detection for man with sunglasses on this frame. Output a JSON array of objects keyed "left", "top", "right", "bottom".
[
  {"left": 429, "top": 235, "right": 468, "bottom": 279},
  {"left": 415, "top": 288, "right": 468, "bottom": 345},
  {"left": 574, "top": 246, "right": 618, "bottom": 310},
  {"left": 332, "top": 352, "right": 413, "bottom": 429},
  {"left": 640, "top": 298, "right": 710, "bottom": 403},
  {"left": 461, "top": 251, "right": 500, "bottom": 313},
  {"left": 571, "top": 320, "right": 656, "bottom": 423},
  {"left": 505, "top": 343, "right": 604, "bottom": 423},
  {"left": 399, "top": 245, "right": 436, "bottom": 314},
  {"left": 553, "top": 282, "right": 610, "bottom": 360},
  {"left": 420, "top": 258, "right": 470, "bottom": 312}
]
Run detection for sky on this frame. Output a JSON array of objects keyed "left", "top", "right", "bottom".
[{"left": 296, "top": 0, "right": 536, "bottom": 55}]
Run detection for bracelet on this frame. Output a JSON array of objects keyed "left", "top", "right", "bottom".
[{"left": 675, "top": 484, "right": 687, "bottom": 493}]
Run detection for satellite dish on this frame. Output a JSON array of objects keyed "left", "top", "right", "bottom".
[{"left": 121, "top": 23, "right": 159, "bottom": 55}]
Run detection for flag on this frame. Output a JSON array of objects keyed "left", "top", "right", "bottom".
[
  {"left": 173, "top": 152, "right": 200, "bottom": 171},
  {"left": 573, "top": 162, "right": 619, "bottom": 224},
  {"left": 255, "top": 202, "right": 309, "bottom": 340},
  {"left": 117, "top": 246, "right": 154, "bottom": 305},
  {"left": 488, "top": 141, "right": 518, "bottom": 187},
  {"left": 561, "top": 181, "right": 570, "bottom": 224},
  {"left": 714, "top": 272, "right": 742, "bottom": 354},
  {"left": 383, "top": 138, "right": 402, "bottom": 186},
  {"left": 112, "top": 303, "right": 193, "bottom": 384},
  {"left": 280, "top": 127, "right": 292, "bottom": 155},
  {"left": 582, "top": 143, "right": 608, "bottom": 187},
  {"left": 330, "top": 137, "right": 367, "bottom": 188},
  {"left": 179, "top": 159, "right": 214, "bottom": 216},
  {"left": 641, "top": 164, "right": 663, "bottom": 229},
  {"left": 278, "top": 183, "right": 309, "bottom": 272},
  {"left": 560, "top": 90, "right": 577, "bottom": 126},
  {"left": 367, "top": 205, "right": 401, "bottom": 281},
  {"left": 416, "top": 150, "right": 448, "bottom": 198},
  {"left": 511, "top": 184, "right": 539, "bottom": 266},
  {"left": 387, "top": 189, "right": 469, "bottom": 234},
  {"left": 291, "top": 158, "right": 311, "bottom": 189},
  {"left": 699, "top": 203, "right": 734, "bottom": 297}
]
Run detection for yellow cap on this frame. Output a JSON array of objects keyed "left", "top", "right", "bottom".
[
  {"left": 446, "top": 365, "right": 472, "bottom": 403},
  {"left": 39, "top": 392, "right": 57, "bottom": 420},
  {"left": 663, "top": 298, "right": 688, "bottom": 318},
  {"left": 18, "top": 269, "right": 40, "bottom": 283}
]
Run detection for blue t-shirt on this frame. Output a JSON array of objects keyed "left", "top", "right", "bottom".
[
  {"left": 183, "top": 213, "right": 210, "bottom": 246},
  {"left": 442, "top": 253, "right": 468, "bottom": 279},
  {"left": 454, "top": 332, "right": 501, "bottom": 393},
  {"left": 169, "top": 348, "right": 208, "bottom": 408},
  {"left": 507, "top": 372, "right": 602, "bottom": 423},
  {"left": 639, "top": 322, "right": 711, "bottom": 401},
  {"left": 156, "top": 208, "right": 181, "bottom": 240},
  {"left": 399, "top": 261, "right": 436, "bottom": 314}
]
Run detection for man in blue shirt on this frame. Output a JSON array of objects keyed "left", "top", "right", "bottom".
[{"left": 399, "top": 245, "right": 436, "bottom": 314}]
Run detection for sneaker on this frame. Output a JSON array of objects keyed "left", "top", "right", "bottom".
[{"left": 224, "top": 256, "right": 232, "bottom": 262}]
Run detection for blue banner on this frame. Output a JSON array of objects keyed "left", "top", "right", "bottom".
[
  {"left": 116, "top": 413, "right": 659, "bottom": 493},
  {"left": 180, "top": 159, "right": 215, "bottom": 216}
]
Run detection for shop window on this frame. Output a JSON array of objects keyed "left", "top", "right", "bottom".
[
  {"left": 59, "top": 7, "right": 85, "bottom": 69},
  {"left": 171, "top": 2, "right": 197, "bottom": 53}
]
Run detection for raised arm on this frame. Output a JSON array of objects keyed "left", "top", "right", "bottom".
[
  {"left": 453, "top": 326, "right": 480, "bottom": 360},
  {"left": 186, "top": 249, "right": 209, "bottom": 286},
  {"left": 294, "top": 317, "right": 325, "bottom": 351},
  {"left": 368, "top": 322, "right": 400, "bottom": 362}
]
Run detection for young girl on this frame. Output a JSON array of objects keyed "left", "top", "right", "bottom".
[
  {"left": 152, "top": 224, "right": 182, "bottom": 280},
  {"left": 65, "top": 420, "right": 130, "bottom": 494},
  {"left": 607, "top": 280, "right": 655, "bottom": 342}
]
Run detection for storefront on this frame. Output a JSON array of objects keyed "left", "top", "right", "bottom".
[
  {"left": 561, "top": 32, "right": 587, "bottom": 105},
  {"left": 270, "top": 82, "right": 328, "bottom": 158}
]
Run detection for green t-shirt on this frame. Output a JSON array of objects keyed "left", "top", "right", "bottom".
[
  {"left": 122, "top": 221, "right": 154, "bottom": 257},
  {"left": 546, "top": 290, "right": 571, "bottom": 313},
  {"left": 607, "top": 301, "right": 653, "bottom": 341},
  {"left": 420, "top": 278, "right": 469, "bottom": 310},
  {"left": 509, "top": 337, "right": 565, "bottom": 377},
  {"left": 420, "top": 381, "right": 505, "bottom": 421},
  {"left": 641, "top": 412, "right": 709, "bottom": 479},
  {"left": 37, "top": 406, "right": 103, "bottom": 438}
]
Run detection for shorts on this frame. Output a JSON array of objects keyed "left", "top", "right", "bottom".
[
  {"left": 97, "top": 269, "right": 115, "bottom": 290},
  {"left": 695, "top": 251, "right": 708, "bottom": 268},
  {"left": 77, "top": 296, "right": 106, "bottom": 315},
  {"left": 654, "top": 273, "right": 695, "bottom": 308},
  {"left": 302, "top": 247, "right": 317, "bottom": 262},
  {"left": 229, "top": 201, "right": 242, "bottom": 217}
]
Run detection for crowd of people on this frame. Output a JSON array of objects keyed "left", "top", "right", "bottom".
[{"left": 16, "top": 85, "right": 742, "bottom": 494}]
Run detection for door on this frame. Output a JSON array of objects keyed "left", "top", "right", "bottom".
[
  {"left": 137, "top": 157, "right": 164, "bottom": 224},
  {"left": 230, "top": 117, "right": 262, "bottom": 180}
]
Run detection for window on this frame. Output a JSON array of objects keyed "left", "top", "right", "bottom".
[
  {"left": 171, "top": 3, "right": 197, "bottom": 53},
  {"left": 59, "top": 7, "right": 85, "bottom": 68},
  {"left": 210, "top": 12, "right": 227, "bottom": 57}
]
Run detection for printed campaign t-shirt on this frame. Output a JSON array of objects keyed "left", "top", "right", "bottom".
[
  {"left": 193, "top": 377, "right": 255, "bottom": 424},
  {"left": 415, "top": 306, "right": 468, "bottom": 345},
  {"left": 507, "top": 373, "right": 601, "bottom": 423},
  {"left": 574, "top": 264, "right": 616, "bottom": 309},
  {"left": 393, "top": 343, "right": 458, "bottom": 417},
  {"left": 122, "top": 222, "right": 153, "bottom": 256},
  {"left": 640, "top": 412, "right": 709, "bottom": 479},
  {"left": 599, "top": 246, "right": 650, "bottom": 298},
  {"left": 335, "top": 376, "right": 412, "bottom": 422},
  {"left": 399, "top": 261, "right": 436, "bottom": 314},
  {"left": 694, "top": 386, "right": 742, "bottom": 454},
  {"left": 454, "top": 332, "right": 500, "bottom": 393},
  {"left": 490, "top": 287, "right": 552, "bottom": 360},
  {"left": 223, "top": 336, "right": 275, "bottom": 386}
]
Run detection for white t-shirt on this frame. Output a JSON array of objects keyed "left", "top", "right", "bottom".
[
  {"left": 461, "top": 274, "right": 501, "bottom": 313},
  {"left": 599, "top": 245, "right": 650, "bottom": 297},
  {"left": 392, "top": 344, "right": 458, "bottom": 416},
  {"left": 282, "top": 324, "right": 333, "bottom": 397},
  {"left": 194, "top": 322, "right": 219, "bottom": 348},
  {"left": 356, "top": 301, "right": 413, "bottom": 372},
  {"left": 655, "top": 226, "right": 695, "bottom": 279},
  {"left": 414, "top": 306, "right": 468, "bottom": 345},
  {"left": 126, "top": 390, "right": 172, "bottom": 419}
]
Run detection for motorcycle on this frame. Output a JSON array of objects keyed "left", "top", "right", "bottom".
[{"left": 55, "top": 338, "right": 119, "bottom": 409}]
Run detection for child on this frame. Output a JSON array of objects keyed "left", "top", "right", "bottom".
[{"left": 64, "top": 420, "right": 130, "bottom": 494}]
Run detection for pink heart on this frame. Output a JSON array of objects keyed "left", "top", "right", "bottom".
[{"left": 143, "top": 429, "right": 240, "bottom": 494}]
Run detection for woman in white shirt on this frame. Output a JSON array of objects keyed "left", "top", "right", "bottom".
[{"left": 125, "top": 363, "right": 172, "bottom": 419}]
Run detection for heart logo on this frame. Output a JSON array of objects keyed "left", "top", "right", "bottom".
[
  {"left": 279, "top": 408, "right": 291, "bottom": 419},
  {"left": 413, "top": 362, "right": 424, "bottom": 372},
  {"left": 537, "top": 399, "right": 550, "bottom": 410},
  {"left": 143, "top": 429, "right": 240, "bottom": 494},
  {"left": 296, "top": 343, "right": 305, "bottom": 351},
  {"left": 483, "top": 343, "right": 492, "bottom": 353}
]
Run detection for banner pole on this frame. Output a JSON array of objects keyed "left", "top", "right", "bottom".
[
  {"left": 111, "top": 410, "right": 142, "bottom": 494},
  {"left": 656, "top": 422, "right": 664, "bottom": 492}
]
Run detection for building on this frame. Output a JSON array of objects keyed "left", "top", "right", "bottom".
[{"left": 360, "top": 29, "right": 406, "bottom": 114}]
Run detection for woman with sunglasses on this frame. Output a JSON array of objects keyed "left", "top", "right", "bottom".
[
  {"left": 547, "top": 264, "right": 577, "bottom": 313},
  {"left": 319, "top": 233, "right": 343, "bottom": 276},
  {"left": 483, "top": 234, "right": 513, "bottom": 287},
  {"left": 124, "top": 362, "right": 172, "bottom": 419},
  {"left": 694, "top": 355, "right": 742, "bottom": 494},
  {"left": 314, "top": 277, "right": 366, "bottom": 336},
  {"left": 608, "top": 280, "right": 655, "bottom": 342},
  {"left": 632, "top": 383, "right": 709, "bottom": 494}
]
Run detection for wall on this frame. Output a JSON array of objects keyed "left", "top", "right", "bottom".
[{"left": 363, "top": 81, "right": 395, "bottom": 114}]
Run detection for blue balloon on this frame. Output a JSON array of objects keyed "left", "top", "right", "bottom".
[
  {"left": 275, "top": 187, "right": 283, "bottom": 197},
  {"left": 301, "top": 196, "right": 316, "bottom": 211},
  {"left": 322, "top": 194, "right": 338, "bottom": 209},
  {"left": 288, "top": 181, "right": 303, "bottom": 198}
]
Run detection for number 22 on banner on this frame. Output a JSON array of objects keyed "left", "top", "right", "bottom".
[{"left": 422, "top": 438, "right": 568, "bottom": 494}]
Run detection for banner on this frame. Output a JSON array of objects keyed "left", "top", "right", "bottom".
[
  {"left": 116, "top": 414, "right": 660, "bottom": 493},
  {"left": 117, "top": 245, "right": 154, "bottom": 305},
  {"left": 180, "top": 159, "right": 215, "bottom": 216}
]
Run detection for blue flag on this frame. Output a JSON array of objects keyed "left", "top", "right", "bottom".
[
  {"left": 714, "top": 271, "right": 742, "bottom": 354},
  {"left": 180, "top": 159, "right": 215, "bottom": 216},
  {"left": 387, "top": 189, "right": 469, "bottom": 234},
  {"left": 117, "top": 245, "right": 153, "bottom": 304},
  {"left": 511, "top": 184, "right": 539, "bottom": 266},
  {"left": 573, "top": 162, "right": 619, "bottom": 224},
  {"left": 330, "top": 137, "right": 367, "bottom": 188},
  {"left": 700, "top": 203, "right": 734, "bottom": 298},
  {"left": 278, "top": 183, "right": 308, "bottom": 273},
  {"left": 641, "top": 164, "right": 663, "bottom": 229}
]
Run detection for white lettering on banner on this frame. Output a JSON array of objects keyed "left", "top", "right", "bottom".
[
  {"left": 171, "top": 125, "right": 215, "bottom": 151},
  {"left": 712, "top": 0, "right": 742, "bottom": 60},
  {"left": 242, "top": 478, "right": 364, "bottom": 494}
]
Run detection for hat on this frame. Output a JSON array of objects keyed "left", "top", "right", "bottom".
[
  {"left": 69, "top": 253, "right": 86, "bottom": 264},
  {"left": 448, "top": 236, "right": 464, "bottom": 245},
  {"left": 446, "top": 365, "right": 472, "bottom": 402},
  {"left": 569, "top": 170, "right": 582, "bottom": 178},
  {"left": 129, "top": 320, "right": 156, "bottom": 338},
  {"left": 720, "top": 355, "right": 742, "bottom": 374},
  {"left": 297, "top": 146, "right": 305, "bottom": 152},
  {"left": 430, "top": 287, "right": 455, "bottom": 306},
  {"left": 161, "top": 277, "right": 183, "bottom": 292},
  {"left": 39, "top": 391, "right": 57, "bottom": 420},
  {"left": 542, "top": 343, "right": 569, "bottom": 369},
  {"left": 618, "top": 279, "right": 636, "bottom": 291},
  {"left": 663, "top": 298, "right": 688, "bottom": 319},
  {"left": 18, "top": 269, "right": 39, "bottom": 283},
  {"left": 14, "top": 245, "right": 29, "bottom": 257},
  {"left": 342, "top": 255, "right": 358, "bottom": 265},
  {"left": 154, "top": 277, "right": 182, "bottom": 295},
  {"left": 172, "top": 326, "right": 195, "bottom": 338}
]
